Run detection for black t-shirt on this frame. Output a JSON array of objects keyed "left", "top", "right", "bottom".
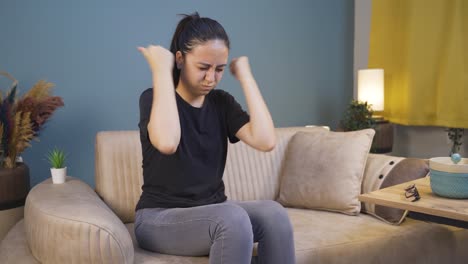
[{"left": 135, "top": 88, "right": 250, "bottom": 211}]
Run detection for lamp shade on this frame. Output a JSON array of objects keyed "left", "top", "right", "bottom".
[{"left": 357, "top": 69, "right": 384, "bottom": 111}]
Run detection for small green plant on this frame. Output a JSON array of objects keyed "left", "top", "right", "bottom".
[
  {"left": 340, "top": 100, "right": 375, "bottom": 131},
  {"left": 447, "top": 128, "right": 464, "bottom": 156},
  {"left": 46, "top": 147, "right": 66, "bottom": 169}
]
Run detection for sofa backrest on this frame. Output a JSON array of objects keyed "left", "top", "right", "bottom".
[
  {"left": 223, "top": 127, "right": 325, "bottom": 201},
  {"left": 95, "top": 126, "right": 326, "bottom": 223},
  {"left": 95, "top": 131, "right": 143, "bottom": 224}
]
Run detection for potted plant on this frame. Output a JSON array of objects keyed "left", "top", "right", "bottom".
[
  {"left": 340, "top": 100, "right": 375, "bottom": 131},
  {"left": 0, "top": 71, "right": 64, "bottom": 208},
  {"left": 46, "top": 147, "right": 67, "bottom": 184},
  {"left": 447, "top": 128, "right": 464, "bottom": 156},
  {"left": 340, "top": 100, "right": 389, "bottom": 153}
]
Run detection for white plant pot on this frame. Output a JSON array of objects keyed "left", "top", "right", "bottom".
[{"left": 51, "top": 167, "right": 67, "bottom": 184}]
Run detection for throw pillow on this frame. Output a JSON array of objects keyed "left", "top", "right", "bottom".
[
  {"left": 361, "top": 154, "right": 429, "bottom": 224},
  {"left": 277, "top": 129, "right": 375, "bottom": 215}
]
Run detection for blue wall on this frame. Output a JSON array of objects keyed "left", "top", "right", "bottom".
[{"left": 0, "top": 0, "right": 354, "bottom": 188}]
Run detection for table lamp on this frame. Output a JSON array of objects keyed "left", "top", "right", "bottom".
[
  {"left": 358, "top": 69, "right": 384, "bottom": 114},
  {"left": 357, "top": 69, "right": 393, "bottom": 153}
]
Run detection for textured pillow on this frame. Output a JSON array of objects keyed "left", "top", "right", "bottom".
[
  {"left": 277, "top": 129, "right": 375, "bottom": 215},
  {"left": 361, "top": 154, "right": 429, "bottom": 224}
]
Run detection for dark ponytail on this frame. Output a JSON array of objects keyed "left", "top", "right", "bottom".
[{"left": 169, "top": 12, "right": 230, "bottom": 87}]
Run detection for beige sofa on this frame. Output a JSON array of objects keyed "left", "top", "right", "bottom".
[{"left": 1, "top": 127, "right": 467, "bottom": 263}]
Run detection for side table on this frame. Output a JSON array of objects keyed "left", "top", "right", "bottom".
[
  {"left": 371, "top": 119, "right": 393, "bottom": 153},
  {"left": 358, "top": 176, "right": 468, "bottom": 228}
]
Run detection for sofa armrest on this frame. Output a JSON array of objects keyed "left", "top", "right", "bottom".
[
  {"left": 361, "top": 154, "right": 429, "bottom": 224},
  {"left": 25, "top": 176, "right": 134, "bottom": 263}
]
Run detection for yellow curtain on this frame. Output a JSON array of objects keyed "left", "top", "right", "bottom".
[{"left": 369, "top": 0, "right": 468, "bottom": 127}]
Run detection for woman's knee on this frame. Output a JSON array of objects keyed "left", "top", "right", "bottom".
[
  {"left": 214, "top": 204, "right": 253, "bottom": 243},
  {"left": 255, "top": 201, "right": 293, "bottom": 233},
  {"left": 258, "top": 200, "right": 289, "bottom": 220}
]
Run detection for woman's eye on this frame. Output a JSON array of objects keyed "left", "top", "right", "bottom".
[
  {"left": 216, "top": 68, "right": 224, "bottom": 72},
  {"left": 199, "top": 68, "right": 209, "bottom": 71}
]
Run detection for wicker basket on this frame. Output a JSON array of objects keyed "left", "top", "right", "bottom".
[{"left": 429, "top": 157, "right": 468, "bottom": 199}]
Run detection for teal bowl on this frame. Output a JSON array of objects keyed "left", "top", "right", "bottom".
[{"left": 429, "top": 157, "right": 468, "bottom": 199}]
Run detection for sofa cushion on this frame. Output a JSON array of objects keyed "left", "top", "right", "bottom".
[
  {"left": 286, "top": 208, "right": 468, "bottom": 264},
  {"left": 277, "top": 129, "right": 375, "bottom": 215},
  {"left": 0, "top": 219, "right": 39, "bottom": 264},
  {"left": 361, "top": 154, "right": 429, "bottom": 224}
]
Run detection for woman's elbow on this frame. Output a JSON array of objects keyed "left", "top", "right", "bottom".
[
  {"left": 149, "top": 136, "right": 179, "bottom": 155},
  {"left": 259, "top": 136, "right": 276, "bottom": 152},
  {"left": 263, "top": 141, "right": 276, "bottom": 152},
  {"left": 156, "top": 143, "right": 178, "bottom": 155}
]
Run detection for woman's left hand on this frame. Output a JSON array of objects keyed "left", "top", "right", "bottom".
[{"left": 230, "top": 56, "right": 253, "bottom": 81}]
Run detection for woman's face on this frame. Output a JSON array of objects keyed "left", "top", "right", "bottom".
[{"left": 177, "top": 39, "right": 229, "bottom": 96}]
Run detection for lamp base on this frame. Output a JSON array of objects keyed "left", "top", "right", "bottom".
[{"left": 371, "top": 118, "right": 393, "bottom": 154}]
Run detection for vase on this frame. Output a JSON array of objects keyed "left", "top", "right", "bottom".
[
  {"left": 50, "top": 167, "right": 67, "bottom": 184},
  {"left": 0, "top": 163, "right": 30, "bottom": 210}
]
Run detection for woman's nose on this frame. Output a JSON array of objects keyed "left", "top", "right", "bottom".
[{"left": 205, "top": 69, "right": 215, "bottom": 82}]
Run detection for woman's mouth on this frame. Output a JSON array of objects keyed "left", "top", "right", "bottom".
[{"left": 201, "top": 85, "right": 214, "bottom": 89}]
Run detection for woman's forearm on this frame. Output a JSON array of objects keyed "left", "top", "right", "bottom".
[{"left": 239, "top": 75, "right": 276, "bottom": 150}]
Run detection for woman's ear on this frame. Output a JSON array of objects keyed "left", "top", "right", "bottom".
[{"left": 175, "top": 51, "right": 184, "bottom": 70}]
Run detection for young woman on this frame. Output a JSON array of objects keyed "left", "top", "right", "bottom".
[{"left": 134, "top": 12, "right": 296, "bottom": 264}]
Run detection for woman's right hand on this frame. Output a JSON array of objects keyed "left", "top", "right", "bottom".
[{"left": 137, "top": 45, "right": 174, "bottom": 74}]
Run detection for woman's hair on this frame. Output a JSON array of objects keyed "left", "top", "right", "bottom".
[{"left": 170, "top": 12, "right": 230, "bottom": 87}]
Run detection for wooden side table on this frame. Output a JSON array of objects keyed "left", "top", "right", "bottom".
[
  {"left": 358, "top": 177, "right": 468, "bottom": 227},
  {"left": 371, "top": 119, "right": 393, "bottom": 154}
]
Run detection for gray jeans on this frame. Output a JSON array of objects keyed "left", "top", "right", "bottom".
[{"left": 134, "top": 200, "right": 296, "bottom": 264}]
